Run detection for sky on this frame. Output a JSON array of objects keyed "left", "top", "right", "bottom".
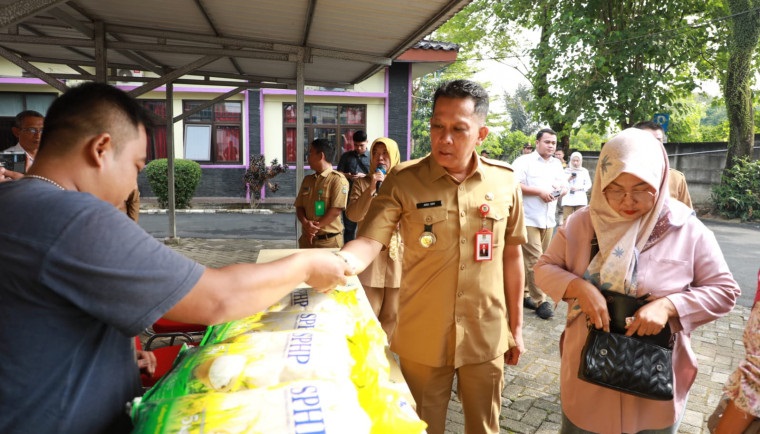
[{"left": 473, "top": 58, "right": 529, "bottom": 115}]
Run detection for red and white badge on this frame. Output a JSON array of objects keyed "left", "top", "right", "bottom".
[{"left": 475, "top": 204, "right": 493, "bottom": 262}]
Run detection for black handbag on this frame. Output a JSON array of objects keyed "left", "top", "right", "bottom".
[
  {"left": 601, "top": 289, "right": 673, "bottom": 349},
  {"left": 579, "top": 236, "right": 675, "bottom": 400},
  {"left": 579, "top": 327, "right": 674, "bottom": 400}
]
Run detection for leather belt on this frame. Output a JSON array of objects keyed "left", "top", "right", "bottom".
[{"left": 314, "top": 232, "right": 340, "bottom": 241}]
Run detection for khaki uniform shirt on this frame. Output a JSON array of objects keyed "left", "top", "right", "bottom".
[
  {"left": 295, "top": 168, "right": 349, "bottom": 244},
  {"left": 358, "top": 154, "right": 526, "bottom": 368},
  {"left": 668, "top": 168, "right": 692, "bottom": 209},
  {"left": 346, "top": 176, "right": 403, "bottom": 289}
]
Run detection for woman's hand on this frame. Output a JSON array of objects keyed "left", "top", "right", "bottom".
[
  {"left": 568, "top": 278, "right": 610, "bottom": 332},
  {"left": 369, "top": 170, "right": 385, "bottom": 195},
  {"left": 626, "top": 296, "right": 675, "bottom": 337}
]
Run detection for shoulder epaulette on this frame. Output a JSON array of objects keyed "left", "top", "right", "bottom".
[
  {"left": 481, "top": 158, "right": 514, "bottom": 172},
  {"left": 390, "top": 157, "right": 425, "bottom": 174}
]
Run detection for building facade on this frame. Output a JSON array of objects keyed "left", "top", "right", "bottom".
[{"left": 0, "top": 41, "right": 458, "bottom": 205}]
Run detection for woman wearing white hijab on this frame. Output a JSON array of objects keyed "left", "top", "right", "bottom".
[
  {"left": 560, "top": 151, "right": 592, "bottom": 225},
  {"left": 535, "top": 128, "right": 739, "bottom": 433}
]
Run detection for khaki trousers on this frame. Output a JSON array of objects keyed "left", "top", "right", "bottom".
[
  {"left": 522, "top": 226, "right": 553, "bottom": 303},
  {"left": 297, "top": 233, "right": 343, "bottom": 249},
  {"left": 399, "top": 355, "right": 504, "bottom": 434},
  {"left": 562, "top": 205, "right": 584, "bottom": 226}
]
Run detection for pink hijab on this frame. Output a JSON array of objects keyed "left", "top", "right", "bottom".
[{"left": 587, "top": 128, "right": 670, "bottom": 295}]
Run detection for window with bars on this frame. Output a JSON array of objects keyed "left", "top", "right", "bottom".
[
  {"left": 282, "top": 103, "right": 366, "bottom": 165},
  {"left": 183, "top": 100, "right": 243, "bottom": 164},
  {"left": 138, "top": 100, "right": 167, "bottom": 162}
]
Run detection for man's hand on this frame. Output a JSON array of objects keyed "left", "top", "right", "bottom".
[
  {"left": 0, "top": 167, "right": 23, "bottom": 182},
  {"left": 302, "top": 220, "right": 320, "bottom": 245},
  {"left": 504, "top": 330, "right": 525, "bottom": 365},
  {"left": 136, "top": 350, "right": 157, "bottom": 377},
  {"left": 301, "top": 250, "right": 356, "bottom": 292},
  {"left": 539, "top": 189, "right": 559, "bottom": 203}
]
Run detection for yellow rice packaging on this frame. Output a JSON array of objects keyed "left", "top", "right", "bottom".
[
  {"left": 132, "top": 379, "right": 371, "bottom": 434},
  {"left": 143, "top": 330, "right": 353, "bottom": 403}
]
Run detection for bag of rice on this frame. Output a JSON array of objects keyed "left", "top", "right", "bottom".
[
  {"left": 143, "top": 330, "right": 353, "bottom": 402},
  {"left": 203, "top": 309, "right": 356, "bottom": 345},
  {"left": 358, "top": 380, "right": 427, "bottom": 434},
  {"left": 132, "top": 379, "right": 371, "bottom": 434},
  {"left": 266, "top": 287, "right": 345, "bottom": 313}
]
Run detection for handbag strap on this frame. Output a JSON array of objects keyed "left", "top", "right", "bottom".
[{"left": 590, "top": 233, "right": 598, "bottom": 262}]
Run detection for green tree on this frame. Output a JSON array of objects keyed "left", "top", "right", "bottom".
[
  {"left": 492, "top": 0, "right": 712, "bottom": 143},
  {"left": 665, "top": 94, "right": 707, "bottom": 143},
  {"left": 500, "top": 130, "right": 532, "bottom": 161},
  {"left": 504, "top": 84, "right": 540, "bottom": 135},
  {"left": 570, "top": 126, "right": 606, "bottom": 151},
  {"left": 723, "top": 0, "right": 760, "bottom": 168}
]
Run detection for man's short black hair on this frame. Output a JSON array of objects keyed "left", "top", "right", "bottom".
[
  {"left": 14, "top": 110, "right": 44, "bottom": 128},
  {"left": 40, "top": 82, "right": 151, "bottom": 154},
  {"left": 433, "top": 79, "right": 489, "bottom": 121},
  {"left": 310, "top": 138, "right": 335, "bottom": 163},
  {"left": 352, "top": 130, "right": 367, "bottom": 143},
  {"left": 536, "top": 128, "right": 557, "bottom": 141},
  {"left": 633, "top": 120, "right": 664, "bottom": 133}
]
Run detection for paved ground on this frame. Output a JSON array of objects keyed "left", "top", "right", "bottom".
[{"left": 162, "top": 237, "right": 752, "bottom": 434}]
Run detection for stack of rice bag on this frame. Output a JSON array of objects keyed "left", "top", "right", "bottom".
[{"left": 130, "top": 287, "right": 426, "bottom": 433}]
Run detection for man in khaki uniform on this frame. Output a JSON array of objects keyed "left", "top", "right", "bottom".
[
  {"left": 334, "top": 80, "right": 527, "bottom": 434},
  {"left": 633, "top": 120, "right": 693, "bottom": 208},
  {"left": 295, "top": 138, "right": 349, "bottom": 248}
]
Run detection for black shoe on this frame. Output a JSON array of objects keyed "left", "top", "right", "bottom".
[
  {"left": 536, "top": 301, "right": 554, "bottom": 320},
  {"left": 523, "top": 297, "right": 538, "bottom": 310}
]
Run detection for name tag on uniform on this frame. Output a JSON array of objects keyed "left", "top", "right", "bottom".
[
  {"left": 416, "top": 200, "right": 442, "bottom": 209},
  {"left": 315, "top": 200, "right": 325, "bottom": 216}
]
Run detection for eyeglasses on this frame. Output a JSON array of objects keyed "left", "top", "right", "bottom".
[
  {"left": 20, "top": 127, "right": 43, "bottom": 135},
  {"left": 603, "top": 189, "right": 654, "bottom": 203}
]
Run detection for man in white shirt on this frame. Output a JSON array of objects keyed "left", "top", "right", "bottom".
[
  {"left": 511, "top": 128, "right": 568, "bottom": 319},
  {"left": 2, "top": 110, "right": 44, "bottom": 179}
]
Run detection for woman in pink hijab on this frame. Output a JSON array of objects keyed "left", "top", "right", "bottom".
[{"left": 535, "top": 128, "right": 739, "bottom": 433}]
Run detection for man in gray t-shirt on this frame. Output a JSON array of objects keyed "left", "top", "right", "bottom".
[{"left": 0, "top": 83, "right": 353, "bottom": 434}]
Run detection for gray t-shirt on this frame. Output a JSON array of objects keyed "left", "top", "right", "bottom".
[{"left": 0, "top": 177, "right": 204, "bottom": 433}]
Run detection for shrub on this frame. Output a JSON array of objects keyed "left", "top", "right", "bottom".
[
  {"left": 711, "top": 157, "right": 760, "bottom": 221},
  {"left": 144, "top": 158, "right": 202, "bottom": 209},
  {"left": 243, "top": 155, "right": 288, "bottom": 207}
]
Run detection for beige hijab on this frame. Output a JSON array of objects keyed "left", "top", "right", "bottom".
[
  {"left": 587, "top": 128, "right": 669, "bottom": 295},
  {"left": 369, "top": 137, "right": 402, "bottom": 260},
  {"left": 369, "top": 137, "right": 400, "bottom": 173}
]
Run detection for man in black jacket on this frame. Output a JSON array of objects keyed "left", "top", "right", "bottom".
[{"left": 336, "top": 130, "right": 370, "bottom": 242}]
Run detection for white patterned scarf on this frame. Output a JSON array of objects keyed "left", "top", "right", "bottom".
[{"left": 567, "top": 128, "right": 670, "bottom": 323}]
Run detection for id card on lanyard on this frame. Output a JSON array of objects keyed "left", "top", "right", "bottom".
[
  {"left": 475, "top": 204, "right": 493, "bottom": 262},
  {"left": 315, "top": 189, "right": 325, "bottom": 217}
]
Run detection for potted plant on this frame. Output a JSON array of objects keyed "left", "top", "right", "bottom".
[{"left": 243, "top": 154, "right": 288, "bottom": 208}]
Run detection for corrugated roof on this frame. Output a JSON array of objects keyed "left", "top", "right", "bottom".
[
  {"left": 413, "top": 40, "right": 460, "bottom": 51},
  {"left": 0, "top": 0, "right": 472, "bottom": 90}
]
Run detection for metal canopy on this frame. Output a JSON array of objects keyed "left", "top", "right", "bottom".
[
  {"left": 0, "top": 0, "right": 469, "bottom": 241},
  {"left": 0, "top": 0, "right": 471, "bottom": 92}
]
